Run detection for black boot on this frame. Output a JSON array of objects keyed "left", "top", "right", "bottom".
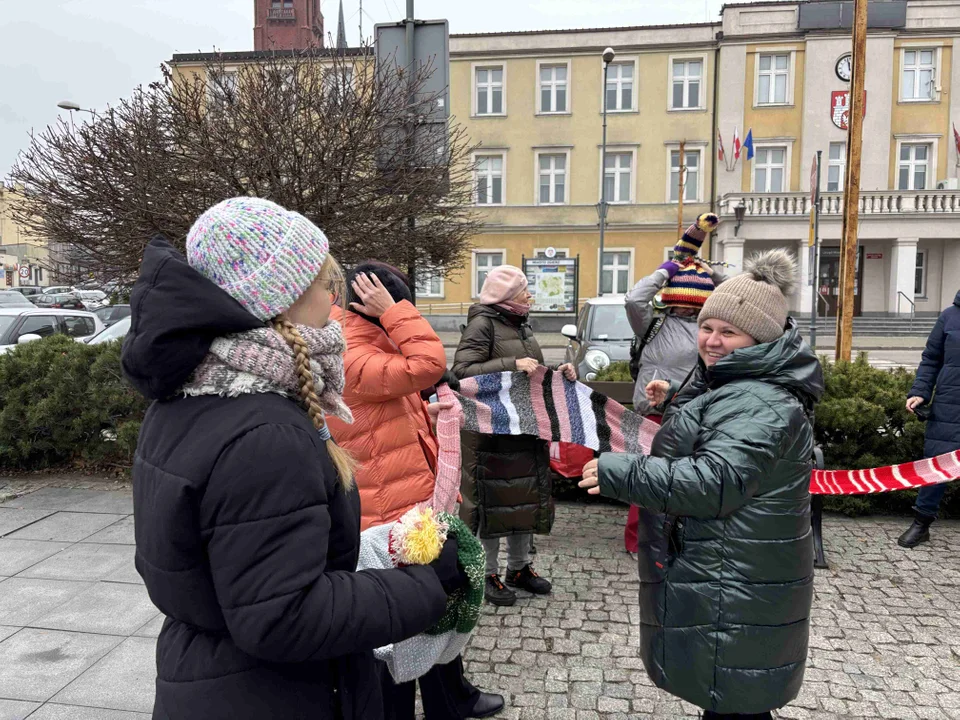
[
  {"left": 898, "top": 512, "right": 935, "bottom": 548},
  {"left": 484, "top": 574, "right": 517, "bottom": 606},
  {"left": 463, "top": 692, "right": 505, "bottom": 718},
  {"left": 505, "top": 564, "right": 552, "bottom": 595}
]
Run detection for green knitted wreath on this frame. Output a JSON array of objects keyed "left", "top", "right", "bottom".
[{"left": 426, "top": 513, "right": 485, "bottom": 636}]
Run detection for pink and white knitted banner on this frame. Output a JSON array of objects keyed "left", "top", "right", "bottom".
[{"left": 431, "top": 368, "right": 960, "bottom": 503}]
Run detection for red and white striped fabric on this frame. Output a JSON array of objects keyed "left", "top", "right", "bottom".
[{"left": 810, "top": 450, "right": 960, "bottom": 495}]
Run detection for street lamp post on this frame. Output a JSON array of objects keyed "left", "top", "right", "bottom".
[
  {"left": 598, "top": 47, "right": 615, "bottom": 297},
  {"left": 57, "top": 101, "right": 95, "bottom": 131}
]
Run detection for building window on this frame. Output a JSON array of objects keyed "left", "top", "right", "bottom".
[
  {"left": 475, "top": 155, "right": 504, "bottom": 205},
  {"left": 535, "top": 249, "right": 568, "bottom": 259},
  {"left": 757, "top": 53, "right": 790, "bottom": 105},
  {"left": 671, "top": 59, "right": 702, "bottom": 110},
  {"left": 754, "top": 146, "right": 787, "bottom": 193},
  {"left": 915, "top": 250, "right": 927, "bottom": 297},
  {"left": 902, "top": 49, "right": 936, "bottom": 101},
  {"left": 603, "top": 152, "right": 632, "bottom": 203},
  {"left": 827, "top": 142, "right": 846, "bottom": 192},
  {"left": 605, "top": 62, "right": 634, "bottom": 111},
  {"left": 898, "top": 144, "right": 930, "bottom": 190},
  {"left": 476, "top": 66, "right": 504, "bottom": 115},
  {"left": 271, "top": 0, "right": 294, "bottom": 7},
  {"left": 600, "top": 251, "right": 632, "bottom": 295},
  {"left": 670, "top": 148, "right": 700, "bottom": 202},
  {"left": 538, "top": 154, "right": 567, "bottom": 205},
  {"left": 475, "top": 252, "right": 504, "bottom": 295},
  {"left": 416, "top": 269, "right": 444, "bottom": 298},
  {"left": 539, "top": 64, "right": 568, "bottom": 113},
  {"left": 209, "top": 70, "right": 239, "bottom": 106}
]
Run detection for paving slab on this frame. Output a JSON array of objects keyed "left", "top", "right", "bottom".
[
  {"left": 0, "top": 626, "right": 19, "bottom": 643},
  {"left": 0, "top": 488, "right": 105, "bottom": 512},
  {"left": 53, "top": 636, "right": 156, "bottom": 714},
  {"left": 0, "top": 628, "right": 120, "bottom": 702},
  {"left": 0, "top": 700, "right": 40, "bottom": 720},
  {"left": 80, "top": 516, "right": 135, "bottom": 545},
  {"left": 68, "top": 491, "right": 134, "bottom": 516},
  {"left": 25, "top": 705, "right": 150, "bottom": 720},
  {"left": 16, "top": 543, "right": 131, "bottom": 582},
  {"left": 31, "top": 582, "right": 158, "bottom": 636},
  {"left": 8, "top": 512, "right": 126, "bottom": 543},
  {"left": 0, "top": 540, "right": 69, "bottom": 576},
  {"left": 0, "top": 578, "right": 92, "bottom": 627},
  {"left": 103, "top": 551, "right": 143, "bottom": 585},
  {"left": 132, "top": 613, "right": 164, "bottom": 639},
  {"left": 0, "top": 508, "right": 56, "bottom": 537}
]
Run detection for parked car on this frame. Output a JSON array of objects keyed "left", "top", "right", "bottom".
[
  {"left": 13, "top": 286, "right": 45, "bottom": 299},
  {"left": 87, "top": 316, "right": 130, "bottom": 345},
  {"left": 43, "top": 286, "right": 75, "bottom": 296},
  {"left": 74, "top": 289, "right": 110, "bottom": 310},
  {"left": 33, "top": 293, "right": 86, "bottom": 310},
  {"left": 0, "top": 291, "right": 36, "bottom": 308},
  {"left": 93, "top": 304, "right": 130, "bottom": 328},
  {"left": 561, "top": 296, "right": 633, "bottom": 381},
  {"left": 0, "top": 308, "right": 104, "bottom": 354}
]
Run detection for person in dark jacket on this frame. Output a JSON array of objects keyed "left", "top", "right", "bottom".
[
  {"left": 580, "top": 250, "right": 823, "bottom": 719},
  {"left": 121, "top": 197, "right": 464, "bottom": 720},
  {"left": 899, "top": 289, "right": 960, "bottom": 547},
  {"left": 452, "top": 264, "right": 576, "bottom": 606}
]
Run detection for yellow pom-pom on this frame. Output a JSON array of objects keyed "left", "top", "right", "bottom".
[
  {"left": 697, "top": 213, "right": 719, "bottom": 233},
  {"left": 393, "top": 506, "right": 449, "bottom": 565}
]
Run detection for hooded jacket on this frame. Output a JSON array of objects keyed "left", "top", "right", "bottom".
[
  {"left": 326, "top": 301, "right": 446, "bottom": 531},
  {"left": 122, "top": 237, "right": 448, "bottom": 720},
  {"left": 909, "top": 290, "right": 960, "bottom": 458},
  {"left": 452, "top": 304, "right": 554, "bottom": 537},
  {"left": 598, "top": 321, "right": 823, "bottom": 714}
]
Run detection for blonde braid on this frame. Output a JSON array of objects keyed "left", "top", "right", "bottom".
[{"left": 272, "top": 316, "right": 357, "bottom": 489}]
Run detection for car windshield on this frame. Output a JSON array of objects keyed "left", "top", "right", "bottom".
[
  {"left": 589, "top": 304, "right": 632, "bottom": 341},
  {"left": 0, "top": 317, "right": 16, "bottom": 338},
  {"left": 0, "top": 293, "right": 34, "bottom": 308},
  {"left": 88, "top": 316, "right": 130, "bottom": 345}
]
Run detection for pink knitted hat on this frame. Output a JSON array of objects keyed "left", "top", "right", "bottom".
[{"left": 479, "top": 265, "right": 528, "bottom": 305}]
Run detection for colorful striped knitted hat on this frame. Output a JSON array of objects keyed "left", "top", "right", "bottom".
[
  {"left": 661, "top": 213, "right": 719, "bottom": 310},
  {"left": 186, "top": 197, "right": 330, "bottom": 321}
]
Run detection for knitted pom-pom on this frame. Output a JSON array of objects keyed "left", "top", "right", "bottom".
[
  {"left": 389, "top": 506, "right": 449, "bottom": 566},
  {"left": 697, "top": 213, "right": 719, "bottom": 233}
]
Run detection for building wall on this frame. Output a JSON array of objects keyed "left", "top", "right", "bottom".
[{"left": 253, "top": 0, "right": 322, "bottom": 51}]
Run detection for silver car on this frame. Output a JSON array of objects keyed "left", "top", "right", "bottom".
[{"left": 561, "top": 296, "right": 633, "bottom": 381}]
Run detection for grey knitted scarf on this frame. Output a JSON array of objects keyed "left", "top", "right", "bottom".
[{"left": 180, "top": 320, "right": 353, "bottom": 425}]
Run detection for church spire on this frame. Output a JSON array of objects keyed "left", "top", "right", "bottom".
[{"left": 337, "top": 0, "right": 348, "bottom": 48}]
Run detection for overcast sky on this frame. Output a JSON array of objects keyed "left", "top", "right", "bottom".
[{"left": 0, "top": 0, "right": 726, "bottom": 175}]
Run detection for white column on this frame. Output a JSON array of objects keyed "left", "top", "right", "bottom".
[
  {"left": 942, "top": 239, "right": 960, "bottom": 308},
  {"left": 722, "top": 238, "right": 745, "bottom": 275},
  {"left": 796, "top": 240, "right": 813, "bottom": 314},
  {"left": 889, "top": 238, "right": 918, "bottom": 316}
]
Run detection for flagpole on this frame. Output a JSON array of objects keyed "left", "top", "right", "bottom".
[{"left": 810, "top": 150, "right": 822, "bottom": 352}]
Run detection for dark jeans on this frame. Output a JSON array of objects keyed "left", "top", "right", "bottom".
[
  {"left": 380, "top": 654, "right": 481, "bottom": 720},
  {"left": 915, "top": 482, "right": 951, "bottom": 518},
  {"left": 703, "top": 712, "right": 773, "bottom": 720}
]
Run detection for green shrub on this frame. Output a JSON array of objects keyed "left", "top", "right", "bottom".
[
  {"left": 594, "top": 361, "right": 632, "bottom": 382},
  {"left": 0, "top": 336, "right": 147, "bottom": 469}
]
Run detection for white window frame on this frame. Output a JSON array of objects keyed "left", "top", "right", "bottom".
[
  {"left": 415, "top": 268, "right": 445, "bottom": 298},
  {"left": 597, "top": 247, "right": 635, "bottom": 296},
  {"left": 534, "top": 149, "right": 571, "bottom": 206},
  {"left": 753, "top": 49, "right": 796, "bottom": 107},
  {"left": 750, "top": 142, "right": 792, "bottom": 193},
  {"left": 896, "top": 139, "right": 936, "bottom": 191},
  {"left": 472, "top": 63, "right": 506, "bottom": 117},
  {"left": 473, "top": 152, "right": 506, "bottom": 206},
  {"left": 598, "top": 147, "right": 637, "bottom": 204},
  {"left": 472, "top": 249, "right": 507, "bottom": 299},
  {"left": 208, "top": 67, "right": 240, "bottom": 106},
  {"left": 915, "top": 249, "right": 927, "bottom": 298},
  {"left": 601, "top": 56, "right": 639, "bottom": 113},
  {"left": 827, "top": 142, "right": 846, "bottom": 192},
  {"left": 534, "top": 247, "right": 571, "bottom": 259},
  {"left": 665, "top": 143, "right": 706, "bottom": 203},
  {"left": 668, "top": 54, "right": 708, "bottom": 112},
  {"left": 900, "top": 46, "right": 941, "bottom": 103},
  {"left": 663, "top": 246, "right": 676, "bottom": 262},
  {"left": 537, "top": 59, "right": 572, "bottom": 115}
]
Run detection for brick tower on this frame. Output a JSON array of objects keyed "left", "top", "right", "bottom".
[{"left": 254, "top": 0, "right": 324, "bottom": 51}]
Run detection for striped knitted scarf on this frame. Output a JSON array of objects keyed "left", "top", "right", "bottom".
[{"left": 432, "top": 367, "right": 959, "bottom": 502}]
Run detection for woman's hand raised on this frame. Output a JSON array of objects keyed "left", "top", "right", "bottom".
[
  {"left": 646, "top": 380, "right": 670, "bottom": 407},
  {"left": 579, "top": 459, "right": 601, "bottom": 496},
  {"left": 350, "top": 272, "right": 396, "bottom": 318}
]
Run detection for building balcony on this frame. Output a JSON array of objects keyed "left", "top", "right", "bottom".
[
  {"left": 267, "top": 7, "right": 296, "bottom": 20},
  {"left": 719, "top": 190, "right": 960, "bottom": 219}
]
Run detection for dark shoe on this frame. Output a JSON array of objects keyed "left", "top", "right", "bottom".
[
  {"left": 898, "top": 512, "right": 935, "bottom": 548},
  {"left": 505, "top": 564, "right": 552, "bottom": 595},
  {"left": 484, "top": 574, "right": 516, "bottom": 606},
  {"left": 462, "top": 691, "right": 505, "bottom": 718}
]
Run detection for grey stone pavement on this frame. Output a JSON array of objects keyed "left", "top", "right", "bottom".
[{"left": 1, "top": 483, "right": 959, "bottom": 719}]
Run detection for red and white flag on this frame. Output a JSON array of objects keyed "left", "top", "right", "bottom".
[
  {"left": 953, "top": 123, "right": 960, "bottom": 159},
  {"left": 717, "top": 129, "right": 726, "bottom": 162},
  {"left": 733, "top": 127, "right": 742, "bottom": 161}
]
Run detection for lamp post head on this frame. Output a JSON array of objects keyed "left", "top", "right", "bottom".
[
  {"left": 57, "top": 101, "right": 81, "bottom": 112},
  {"left": 602, "top": 47, "right": 616, "bottom": 65},
  {"left": 734, "top": 200, "right": 746, "bottom": 224}
]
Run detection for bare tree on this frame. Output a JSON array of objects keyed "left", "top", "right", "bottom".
[{"left": 9, "top": 48, "right": 480, "bottom": 295}]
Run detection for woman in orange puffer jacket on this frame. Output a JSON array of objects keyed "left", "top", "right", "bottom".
[{"left": 327, "top": 260, "right": 504, "bottom": 720}]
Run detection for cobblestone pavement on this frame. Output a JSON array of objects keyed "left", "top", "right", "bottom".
[{"left": 0, "top": 482, "right": 958, "bottom": 719}]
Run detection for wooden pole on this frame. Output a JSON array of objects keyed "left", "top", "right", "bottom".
[
  {"left": 677, "top": 140, "right": 686, "bottom": 239},
  {"left": 836, "top": 0, "right": 867, "bottom": 362}
]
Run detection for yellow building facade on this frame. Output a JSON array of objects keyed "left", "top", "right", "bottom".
[{"left": 0, "top": 184, "right": 50, "bottom": 289}]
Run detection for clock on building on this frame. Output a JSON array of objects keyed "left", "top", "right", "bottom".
[{"left": 835, "top": 54, "right": 852, "bottom": 82}]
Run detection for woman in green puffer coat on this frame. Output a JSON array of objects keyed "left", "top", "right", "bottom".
[{"left": 580, "top": 249, "right": 823, "bottom": 720}]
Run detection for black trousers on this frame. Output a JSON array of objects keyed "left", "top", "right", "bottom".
[
  {"left": 703, "top": 712, "right": 773, "bottom": 720},
  {"left": 380, "top": 654, "right": 481, "bottom": 720}
]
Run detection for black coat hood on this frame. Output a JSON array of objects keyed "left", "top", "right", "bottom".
[{"left": 121, "top": 236, "right": 263, "bottom": 400}]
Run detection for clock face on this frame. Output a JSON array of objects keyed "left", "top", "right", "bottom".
[{"left": 836, "top": 54, "right": 852, "bottom": 82}]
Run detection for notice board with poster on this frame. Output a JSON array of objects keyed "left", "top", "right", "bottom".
[{"left": 522, "top": 256, "right": 579, "bottom": 313}]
